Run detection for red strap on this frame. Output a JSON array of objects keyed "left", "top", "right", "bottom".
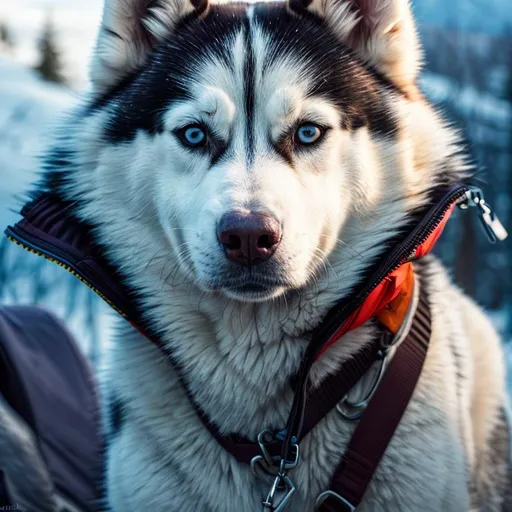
[{"left": 317, "top": 286, "right": 431, "bottom": 511}]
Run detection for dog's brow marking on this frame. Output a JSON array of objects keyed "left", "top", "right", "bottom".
[{"left": 243, "top": 12, "right": 256, "bottom": 168}]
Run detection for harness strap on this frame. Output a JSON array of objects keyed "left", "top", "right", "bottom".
[
  {"left": 194, "top": 333, "right": 389, "bottom": 464},
  {"left": 317, "top": 286, "right": 431, "bottom": 511}
]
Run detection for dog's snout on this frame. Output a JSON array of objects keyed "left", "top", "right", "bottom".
[{"left": 218, "top": 212, "right": 282, "bottom": 267}]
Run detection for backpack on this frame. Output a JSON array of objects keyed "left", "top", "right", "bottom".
[{"left": 0, "top": 306, "right": 104, "bottom": 511}]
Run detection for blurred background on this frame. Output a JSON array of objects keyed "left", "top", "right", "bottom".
[{"left": 0, "top": 0, "right": 511, "bottom": 384}]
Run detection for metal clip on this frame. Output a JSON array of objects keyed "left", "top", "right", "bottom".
[
  {"left": 252, "top": 430, "right": 300, "bottom": 510},
  {"left": 458, "top": 190, "right": 508, "bottom": 243},
  {"left": 252, "top": 430, "right": 300, "bottom": 482},
  {"left": 262, "top": 469, "right": 296, "bottom": 512},
  {"left": 477, "top": 199, "right": 508, "bottom": 243},
  {"left": 251, "top": 455, "right": 278, "bottom": 483},
  {"left": 257, "top": 429, "right": 278, "bottom": 467},
  {"left": 315, "top": 491, "right": 356, "bottom": 512},
  {"left": 336, "top": 348, "right": 388, "bottom": 421}
]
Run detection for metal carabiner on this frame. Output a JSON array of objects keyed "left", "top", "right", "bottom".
[
  {"left": 262, "top": 464, "right": 296, "bottom": 512},
  {"left": 336, "top": 348, "right": 388, "bottom": 421},
  {"left": 257, "top": 429, "right": 278, "bottom": 467},
  {"left": 252, "top": 430, "right": 300, "bottom": 479}
]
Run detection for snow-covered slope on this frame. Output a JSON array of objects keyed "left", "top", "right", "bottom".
[
  {"left": 0, "top": 57, "right": 111, "bottom": 364},
  {"left": 413, "top": 0, "right": 512, "bottom": 35},
  {"left": 0, "top": 57, "right": 75, "bottom": 225},
  {"left": 0, "top": 0, "right": 102, "bottom": 88}
]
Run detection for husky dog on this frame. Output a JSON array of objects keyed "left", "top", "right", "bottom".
[{"left": 37, "top": 0, "right": 510, "bottom": 510}]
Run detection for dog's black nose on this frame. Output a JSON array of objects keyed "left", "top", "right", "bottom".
[{"left": 218, "top": 212, "right": 282, "bottom": 267}]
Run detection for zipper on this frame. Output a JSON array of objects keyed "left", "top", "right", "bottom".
[
  {"left": 316, "top": 184, "right": 506, "bottom": 351},
  {"left": 4, "top": 185, "right": 508, "bottom": 466},
  {"left": 4, "top": 226, "right": 130, "bottom": 319},
  {"left": 279, "top": 184, "right": 508, "bottom": 462}
]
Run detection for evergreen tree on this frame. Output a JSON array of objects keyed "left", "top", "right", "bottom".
[
  {"left": 0, "top": 21, "right": 14, "bottom": 49},
  {"left": 34, "top": 17, "right": 65, "bottom": 84}
]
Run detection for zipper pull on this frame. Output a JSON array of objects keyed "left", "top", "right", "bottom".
[{"left": 458, "top": 189, "right": 508, "bottom": 244}]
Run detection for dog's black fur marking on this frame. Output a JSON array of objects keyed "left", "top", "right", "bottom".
[
  {"left": 35, "top": 2, "right": 403, "bottom": 210},
  {"left": 81, "top": 3, "right": 399, "bottom": 148},
  {"left": 242, "top": 16, "right": 256, "bottom": 167},
  {"left": 109, "top": 395, "right": 125, "bottom": 437}
]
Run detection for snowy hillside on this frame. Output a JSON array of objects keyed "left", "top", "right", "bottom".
[
  {"left": 413, "top": 0, "right": 512, "bottom": 34},
  {"left": 0, "top": 56, "right": 111, "bottom": 364},
  {"left": 0, "top": 0, "right": 102, "bottom": 88},
  {"left": 0, "top": 57, "right": 74, "bottom": 225}
]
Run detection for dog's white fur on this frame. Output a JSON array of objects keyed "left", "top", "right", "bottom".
[
  {"left": 301, "top": 0, "right": 421, "bottom": 91},
  {"left": 50, "top": 0, "right": 511, "bottom": 510}
]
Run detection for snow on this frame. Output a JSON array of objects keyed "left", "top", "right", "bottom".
[
  {"left": 0, "top": 55, "right": 113, "bottom": 363},
  {"left": 413, "top": 0, "right": 512, "bottom": 35},
  {"left": 0, "top": 57, "right": 75, "bottom": 225},
  {"left": 0, "top": 0, "right": 102, "bottom": 89}
]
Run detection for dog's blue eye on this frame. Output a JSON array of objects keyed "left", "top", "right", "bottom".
[
  {"left": 180, "top": 125, "right": 207, "bottom": 147},
  {"left": 295, "top": 124, "right": 323, "bottom": 145}
]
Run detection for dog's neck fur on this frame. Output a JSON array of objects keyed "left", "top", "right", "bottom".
[{"left": 115, "top": 266, "right": 380, "bottom": 440}]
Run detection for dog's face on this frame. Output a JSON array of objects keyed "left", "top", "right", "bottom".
[
  {"left": 60, "top": 0, "right": 439, "bottom": 303},
  {"left": 113, "top": 4, "right": 404, "bottom": 303}
]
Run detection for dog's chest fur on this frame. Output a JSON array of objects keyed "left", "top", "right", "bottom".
[{"left": 105, "top": 260, "right": 473, "bottom": 512}]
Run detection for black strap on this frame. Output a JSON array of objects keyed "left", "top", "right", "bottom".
[{"left": 317, "top": 287, "right": 431, "bottom": 511}]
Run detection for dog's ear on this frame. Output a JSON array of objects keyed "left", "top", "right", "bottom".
[
  {"left": 90, "top": 0, "right": 208, "bottom": 95},
  {"left": 290, "top": 0, "right": 421, "bottom": 91}
]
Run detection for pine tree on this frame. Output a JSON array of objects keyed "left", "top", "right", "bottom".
[
  {"left": 0, "top": 21, "right": 14, "bottom": 49},
  {"left": 34, "top": 17, "right": 65, "bottom": 84}
]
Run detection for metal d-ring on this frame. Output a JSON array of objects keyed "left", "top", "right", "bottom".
[
  {"left": 336, "top": 348, "right": 388, "bottom": 421},
  {"left": 251, "top": 455, "right": 277, "bottom": 483},
  {"left": 315, "top": 490, "right": 356, "bottom": 511}
]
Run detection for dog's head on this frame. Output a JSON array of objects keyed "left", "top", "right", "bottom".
[{"left": 53, "top": 0, "right": 461, "bottom": 304}]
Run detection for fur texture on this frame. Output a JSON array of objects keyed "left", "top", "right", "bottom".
[
  {"left": 0, "top": 395, "right": 58, "bottom": 511},
  {"left": 34, "top": 0, "right": 510, "bottom": 510}
]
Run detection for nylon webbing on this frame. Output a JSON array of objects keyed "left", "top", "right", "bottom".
[{"left": 317, "top": 285, "right": 431, "bottom": 511}]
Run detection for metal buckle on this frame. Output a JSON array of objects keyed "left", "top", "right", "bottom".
[
  {"left": 252, "top": 431, "right": 300, "bottom": 511},
  {"left": 315, "top": 491, "right": 356, "bottom": 512},
  {"left": 336, "top": 348, "right": 388, "bottom": 421}
]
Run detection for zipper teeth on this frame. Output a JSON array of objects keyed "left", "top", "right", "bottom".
[
  {"left": 6, "top": 234, "right": 128, "bottom": 319},
  {"left": 282, "top": 185, "right": 474, "bottom": 447},
  {"left": 323, "top": 186, "right": 470, "bottom": 345},
  {"left": 387, "top": 187, "right": 469, "bottom": 272}
]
